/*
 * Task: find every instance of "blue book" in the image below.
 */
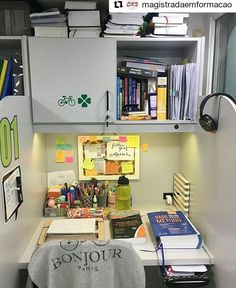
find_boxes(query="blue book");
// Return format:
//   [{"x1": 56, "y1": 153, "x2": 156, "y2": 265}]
[
  {"x1": 1, "y1": 58, "x2": 13, "y2": 100},
  {"x1": 147, "y1": 210, "x2": 202, "y2": 249}
]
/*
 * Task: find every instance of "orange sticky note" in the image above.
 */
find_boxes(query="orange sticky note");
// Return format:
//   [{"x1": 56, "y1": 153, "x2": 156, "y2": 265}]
[
  {"x1": 141, "y1": 143, "x2": 148, "y2": 152},
  {"x1": 89, "y1": 136, "x2": 97, "y2": 142},
  {"x1": 56, "y1": 151, "x2": 65, "y2": 163},
  {"x1": 79, "y1": 136, "x2": 88, "y2": 143},
  {"x1": 105, "y1": 161, "x2": 119, "y2": 175}
]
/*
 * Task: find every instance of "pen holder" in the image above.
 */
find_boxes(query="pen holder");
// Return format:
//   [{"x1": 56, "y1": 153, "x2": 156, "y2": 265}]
[
  {"x1": 81, "y1": 195, "x2": 93, "y2": 208},
  {"x1": 97, "y1": 194, "x2": 107, "y2": 208}
]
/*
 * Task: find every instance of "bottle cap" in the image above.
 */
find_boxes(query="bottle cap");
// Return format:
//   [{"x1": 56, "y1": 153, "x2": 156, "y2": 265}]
[{"x1": 118, "y1": 175, "x2": 129, "y2": 185}]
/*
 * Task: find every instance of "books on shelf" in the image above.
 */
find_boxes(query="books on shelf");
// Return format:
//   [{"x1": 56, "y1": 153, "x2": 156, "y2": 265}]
[
  {"x1": 69, "y1": 27, "x2": 101, "y2": 38},
  {"x1": 110, "y1": 214, "x2": 147, "y2": 244},
  {"x1": 65, "y1": 1, "x2": 97, "y2": 10},
  {"x1": 147, "y1": 210, "x2": 202, "y2": 249},
  {"x1": 34, "y1": 26, "x2": 68, "y2": 37},
  {"x1": 118, "y1": 66, "x2": 158, "y2": 78},
  {"x1": 157, "y1": 73, "x2": 168, "y2": 120},
  {"x1": 0, "y1": 59, "x2": 8, "y2": 97},
  {"x1": 67, "y1": 10, "x2": 100, "y2": 27}
]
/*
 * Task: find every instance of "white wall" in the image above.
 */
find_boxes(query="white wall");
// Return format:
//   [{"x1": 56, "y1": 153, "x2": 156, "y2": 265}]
[
  {"x1": 45, "y1": 133, "x2": 181, "y2": 206},
  {"x1": 180, "y1": 97, "x2": 236, "y2": 288},
  {"x1": 0, "y1": 96, "x2": 47, "y2": 288}
]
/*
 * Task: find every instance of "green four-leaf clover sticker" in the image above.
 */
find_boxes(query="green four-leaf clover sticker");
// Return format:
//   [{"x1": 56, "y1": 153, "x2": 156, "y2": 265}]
[{"x1": 78, "y1": 94, "x2": 91, "y2": 108}]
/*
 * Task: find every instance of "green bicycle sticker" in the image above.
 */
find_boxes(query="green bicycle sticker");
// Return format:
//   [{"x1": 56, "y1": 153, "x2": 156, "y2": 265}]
[{"x1": 58, "y1": 96, "x2": 76, "y2": 106}]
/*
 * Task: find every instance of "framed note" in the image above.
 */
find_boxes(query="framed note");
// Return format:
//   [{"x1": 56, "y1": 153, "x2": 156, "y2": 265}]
[
  {"x1": 78, "y1": 135, "x2": 140, "y2": 180},
  {"x1": 2, "y1": 165, "x2": 23, "y2": 223}
]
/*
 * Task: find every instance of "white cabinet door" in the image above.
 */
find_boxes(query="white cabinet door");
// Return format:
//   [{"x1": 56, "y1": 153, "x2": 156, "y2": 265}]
[{"x1": 28, "y1": 37, "x2": 116, "y2": 123}]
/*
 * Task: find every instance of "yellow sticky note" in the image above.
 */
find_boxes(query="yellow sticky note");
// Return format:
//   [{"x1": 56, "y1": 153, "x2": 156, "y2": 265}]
[
  {"x1": 82, "y1": 158, "x2": 94, "y2": 170},
  {"x1": 85, "y1": 168, "x2": 97, "y2": 177},
  {"x1": 56, "y1": 151, "x2": 65, "y2": 163},
  {"x1": 56, "y1": 137, "x2": 65, "y2": 145},
  {"x1": 121, "y1": 161, "x2": 134, "y2": 174},
  {"x1": 89, "y1": 136, "x2": 97, "y2": 142},
  {"x1": 126, "y1": 136, "x2": 139, "y2": 148},
  {"x1": 141, "y1": 143, "x2": 148, "y2": 152}
]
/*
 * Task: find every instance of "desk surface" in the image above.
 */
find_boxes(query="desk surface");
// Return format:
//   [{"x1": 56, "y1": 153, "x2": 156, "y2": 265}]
[{"x1": 19, "y1": 209, "x2": 214, "y2": 269}]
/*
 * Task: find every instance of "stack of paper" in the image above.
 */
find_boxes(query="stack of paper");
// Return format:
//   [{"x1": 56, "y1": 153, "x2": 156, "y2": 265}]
[
  {"x1": 30, "y1": 8, "x2": 67, "y2": 37},
  {"x1": 65, "y1": 1, "x2": 101, "y2": 38},
  {"x1": 46, "y1": 218, "x2": 97, "y2": 241},
  {"x1": 103, "y1": 13, "x2": 144, "y2": 38},
  {"x1": 152, "y1": 13, "x2": 189, "y2": 36}
]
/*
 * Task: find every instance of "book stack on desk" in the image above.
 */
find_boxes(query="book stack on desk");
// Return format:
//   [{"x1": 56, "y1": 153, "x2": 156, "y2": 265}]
[
  {"x1": 46, "y1": 218, "x2": 98, "y2": 241},
  {"x1": 110, "y1": 213, "x2": 147, "y2": 244},
  {"x1": 65, "y1": 1, "x2": 101, "y2": 38},
  {"x1": 147, "y1": 210, "x2": 202, "y2": 249}
]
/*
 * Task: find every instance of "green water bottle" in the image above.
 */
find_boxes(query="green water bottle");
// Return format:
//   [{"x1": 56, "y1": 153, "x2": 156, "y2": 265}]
[{"x1": 115, "y1": 176, "x2": 131, "y2": 210}]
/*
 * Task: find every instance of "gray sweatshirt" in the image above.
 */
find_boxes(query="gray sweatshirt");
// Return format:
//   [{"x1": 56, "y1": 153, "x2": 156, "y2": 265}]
[{"x1": 28, "y1": 239, "x2": 146, "y2": 288}]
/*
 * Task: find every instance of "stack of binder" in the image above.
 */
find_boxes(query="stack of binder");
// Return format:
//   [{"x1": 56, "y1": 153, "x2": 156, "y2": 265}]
[
  {"x1": 30, "y1": 8, "x2": 67, "y2": 37},
  {"x1": 65, "y1": 1, "x2": 101, "y2": 38}
]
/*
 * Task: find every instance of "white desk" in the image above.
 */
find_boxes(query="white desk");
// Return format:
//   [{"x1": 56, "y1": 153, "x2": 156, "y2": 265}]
[{"x1": 19, "y1": 212, "x2": 214, "y2": 269}]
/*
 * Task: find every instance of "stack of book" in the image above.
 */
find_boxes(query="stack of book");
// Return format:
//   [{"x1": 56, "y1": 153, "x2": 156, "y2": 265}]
[
  {"x1": 152, "y1": 13, "x2": 189, "y2": 36},
  {"x1": 46, "y1": 218, "x2": 98, "y2": 241},
  {"x1": 147, "y1": 210, "x2": 202, "y2": 249},
  {"x1": 110, "y1": 213, "x2": 147, "y2": 244},
  {"x1": 30, "y1": 8, "x2": 67, "y2": 37},
  {"x1": 65, "y1": 1, "x2": 101, "y2": 38},
  {"x1": 103, "y1": 13, "x2": 144, "y2": 38},
  {"x1": 116, "y1": 56, "x2": 167, "y2": 120}
]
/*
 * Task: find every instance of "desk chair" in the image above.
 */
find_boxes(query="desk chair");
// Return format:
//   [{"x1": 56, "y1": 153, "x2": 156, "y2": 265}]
[{"x1": 27, "y1": 239, "x2": 146, "y2": 288}]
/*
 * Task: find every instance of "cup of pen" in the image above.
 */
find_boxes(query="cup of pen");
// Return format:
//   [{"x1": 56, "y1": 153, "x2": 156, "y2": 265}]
[{"x1": 82, "y1": 195, "x2": 93, "y2": 207}]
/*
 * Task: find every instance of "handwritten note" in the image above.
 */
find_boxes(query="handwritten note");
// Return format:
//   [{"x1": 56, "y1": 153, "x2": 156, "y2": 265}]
[{"x1": 107, "y1": 141, "x2": 134, "y2": 161}]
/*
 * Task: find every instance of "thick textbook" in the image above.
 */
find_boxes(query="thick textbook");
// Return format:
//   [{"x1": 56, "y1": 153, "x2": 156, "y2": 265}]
[
  {"x1": 110, "y1": 214, "x2": 147, "y2": 244},
  {"x1": 147, "y1": 210, "x2": 202, "y2": 249}
]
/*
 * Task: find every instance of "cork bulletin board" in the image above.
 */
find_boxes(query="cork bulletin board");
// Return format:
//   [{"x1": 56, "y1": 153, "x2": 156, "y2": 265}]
[{"x1": 78, "y1": 135, "x2": 140, "y2": 180}]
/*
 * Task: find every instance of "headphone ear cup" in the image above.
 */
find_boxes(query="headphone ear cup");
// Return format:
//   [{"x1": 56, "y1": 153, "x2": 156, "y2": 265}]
[{"x1": 199, "y1": 114, "x2": 217, "y2": 132}]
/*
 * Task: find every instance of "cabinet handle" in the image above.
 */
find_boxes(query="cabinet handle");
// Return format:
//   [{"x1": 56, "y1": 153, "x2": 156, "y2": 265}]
[{"x1": 106, "y1": 90, "x2": 109, "y2": 111}]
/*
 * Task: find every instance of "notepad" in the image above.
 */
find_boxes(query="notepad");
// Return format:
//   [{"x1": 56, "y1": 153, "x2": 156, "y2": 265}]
[{"x1": 47, "y1": 218, "x2": 96, "y2": 235}]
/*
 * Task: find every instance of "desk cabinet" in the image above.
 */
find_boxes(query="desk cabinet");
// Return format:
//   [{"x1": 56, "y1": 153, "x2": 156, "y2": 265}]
[
  {"x1": 28, "y1": 37, "x2": 116, "y2": 124},
  {"x1": 28, "y1": 37, "x2": 204, "y2": 133}
]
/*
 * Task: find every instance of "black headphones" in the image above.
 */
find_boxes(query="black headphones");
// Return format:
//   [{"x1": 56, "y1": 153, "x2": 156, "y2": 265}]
[{"x1": 199, "y1": 92, "x2": 236, "y2": 132}]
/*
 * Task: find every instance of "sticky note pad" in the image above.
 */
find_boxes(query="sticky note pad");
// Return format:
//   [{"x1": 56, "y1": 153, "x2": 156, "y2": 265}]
[
  {"x1": 56, "y1": 151, "x2": 65, "y2": 163},
  {"x1": 141, "y1": 143, "x2": 148, "y2": 152},
  {"x1": 126, "y1": 136, "x2": 139, "y2": 148}
]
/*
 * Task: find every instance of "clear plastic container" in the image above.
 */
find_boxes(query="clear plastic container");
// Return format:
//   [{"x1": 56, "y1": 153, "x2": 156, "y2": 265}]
[{"x1": 115, "y1": 176, "x2": 131, "y2": 210}]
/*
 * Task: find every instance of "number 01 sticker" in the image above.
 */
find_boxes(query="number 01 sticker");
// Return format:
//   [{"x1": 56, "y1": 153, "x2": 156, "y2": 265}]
[{"x1": 0, "y1": 115, "x2": 19, "y2": 168}]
